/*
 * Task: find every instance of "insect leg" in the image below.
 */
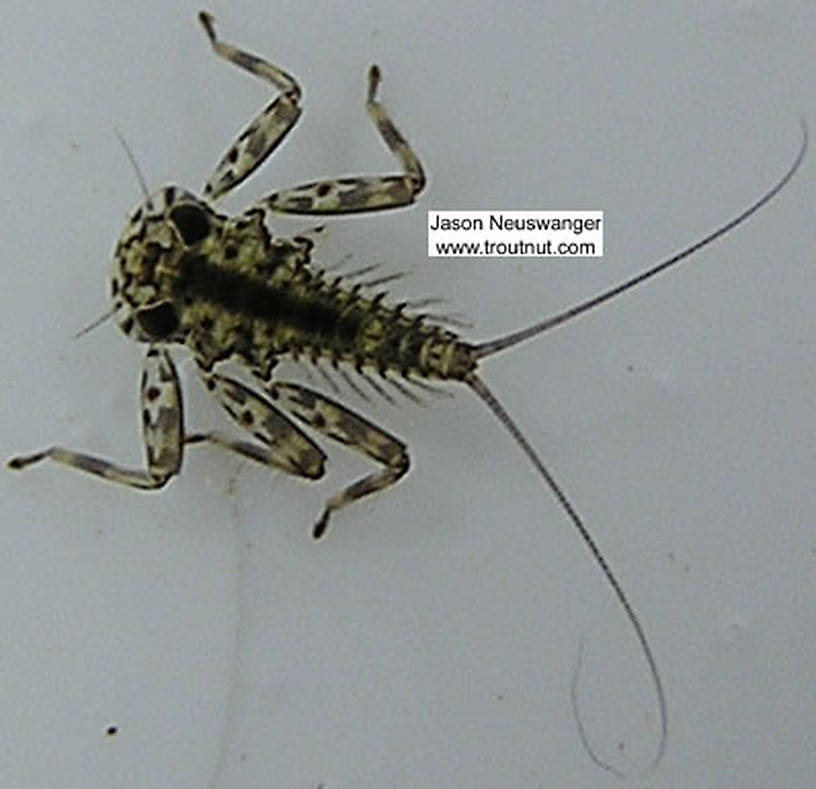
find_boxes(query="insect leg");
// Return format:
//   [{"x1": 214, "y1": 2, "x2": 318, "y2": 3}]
[
  {"x1": 252, "y1": 65, "x2": 426, "y2": 216},
  {"x1": 7, "y1": 347, "x2": 183, "y2": 489},
  {"x1": 268, "y1": 382, "x2": 410, "y2": 539},
  {"x1": 198, "y1": 11, "x2": 303, "y2": 201},
  {"x1": 197, "y1": 372, "x2": 327, "y2": 480}
]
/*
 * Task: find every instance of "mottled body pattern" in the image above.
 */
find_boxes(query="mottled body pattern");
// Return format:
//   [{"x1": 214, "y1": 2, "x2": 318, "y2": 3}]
[
  {"x1": 13, "y1": 11, "x2": 440, "y2": 539},
  {"x1": 8, "y1": 11, "x2": 806, "y2": 778},
  {"x1": 114, "y1": 188, "x2": 473, "y2": 383}
]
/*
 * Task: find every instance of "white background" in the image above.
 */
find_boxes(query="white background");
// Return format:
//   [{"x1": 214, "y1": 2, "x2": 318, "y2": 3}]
[{"x1": 2, "y1": 1, "x2": 814, "y2": 787}]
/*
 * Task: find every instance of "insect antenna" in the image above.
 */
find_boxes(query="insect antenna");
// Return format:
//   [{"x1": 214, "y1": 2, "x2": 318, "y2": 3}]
[
  {"x1": 114, "y1": 129, "x2": 152, "y2": 205},
  {"x1": 73, "y1": 306, "x2": 117, "y2": 339},
  {"x1": 467, "y1": 371, "x2": 666, "y2": 777},
  {"x1": 474, "y1": 119, "x2": 807, "y2": 361},
  {"x1": 73, "y1": 132, "x2": 156, "y2": 342}
]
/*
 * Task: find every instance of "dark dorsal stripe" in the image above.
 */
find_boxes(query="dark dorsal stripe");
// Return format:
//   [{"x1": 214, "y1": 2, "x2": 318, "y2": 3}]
[{"x1": 176, "y1": 254, "x2": 362, "y2": 343}]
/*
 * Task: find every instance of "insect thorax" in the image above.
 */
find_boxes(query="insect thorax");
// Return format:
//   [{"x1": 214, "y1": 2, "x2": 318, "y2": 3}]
[{"x1": 111, "y1": 185, "x2": 477, "y2": 382}]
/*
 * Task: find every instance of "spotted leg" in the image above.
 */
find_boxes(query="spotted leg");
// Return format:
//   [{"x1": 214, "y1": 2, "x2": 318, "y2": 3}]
[
  {"x1": 7, "y1": 347, "x2": 183, "y2": 489},
  {"x1": 251, "y1": 64, "x2": 426, "y2": 216},
  {"x1": 269, "y1": 382, "x2": 410, "y2": 539},
  {"x1": 193, "y1": 372, "x2": 327, "y2": 481},
  {"x1": 199, "y1": 11, "x2": 303, "y2": 201}
]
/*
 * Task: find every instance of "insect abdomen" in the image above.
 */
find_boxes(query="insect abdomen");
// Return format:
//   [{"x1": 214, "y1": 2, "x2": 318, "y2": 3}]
[{"x1": 174, "y1": 248, "x2": 476, "y2": 380}]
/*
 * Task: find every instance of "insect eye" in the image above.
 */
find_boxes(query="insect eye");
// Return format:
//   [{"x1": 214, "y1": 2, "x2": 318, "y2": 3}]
[
  {"x1": 135, "y1": 301, "x2": 179, "y2": 339},
  {"x1": 169, "y1": 203, "x2": 210, "y2": 246}
]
